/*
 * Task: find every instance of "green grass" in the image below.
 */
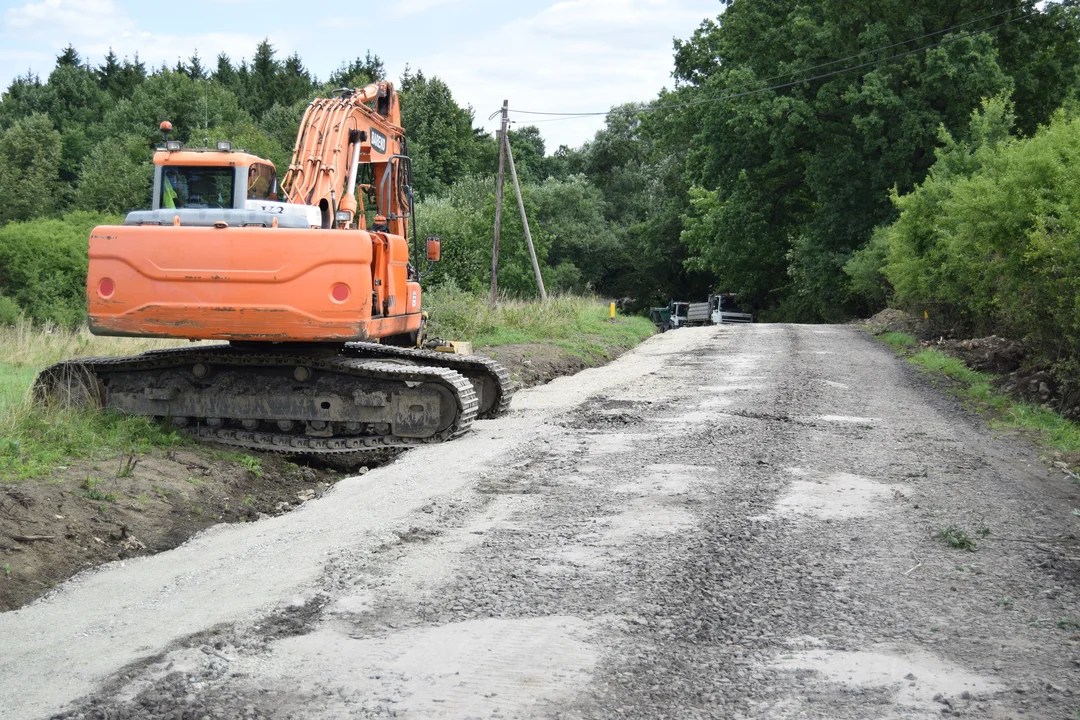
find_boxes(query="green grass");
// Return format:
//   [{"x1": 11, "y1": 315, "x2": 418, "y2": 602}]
[
  {"x1": 238, "y1": 455, "x2": 263, "y2": 478},
  {"x1": 0, "y1": 363, "x2": 37, "y2": 412},
  {"x1": 2, "y1": 293, "x2": 653, "y2": 484},
  {"x1": 0, "y1": 320, "x2": 191, "y2": 483},
  {"x1": 0, "y1": 403, "x2": 188, "y2": 483},
  {"x1": 79, "y1": 477, "x2": 117, "y2": 502},
  {"x1": 875, "y1": 333, "x2": 1080, "y2": 456},
  {"x1": 425, "y1": 286, "x2": 655, "y2": 361},
  {"x1": 879, "y1": 332, "x2": 917, "y2": 351}
]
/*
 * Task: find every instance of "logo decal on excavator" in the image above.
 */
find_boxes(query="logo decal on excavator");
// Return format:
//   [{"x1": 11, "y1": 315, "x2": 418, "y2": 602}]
[{"x1": 370, "y1": 128, "x2": 388, "y2": 154}]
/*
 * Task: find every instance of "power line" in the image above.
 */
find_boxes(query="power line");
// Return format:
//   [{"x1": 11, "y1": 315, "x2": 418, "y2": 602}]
[
  {"x1": 501, "y1": 4, "x2": 1043, "y2": 125},
  {"x1": 508, "y1": 3, "x2": 1028, "y2": 119}
]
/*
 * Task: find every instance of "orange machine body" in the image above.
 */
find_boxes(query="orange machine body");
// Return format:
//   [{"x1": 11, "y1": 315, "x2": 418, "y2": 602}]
[
  {"x1": 87, "y1": 225, "x2": 421, "y2": 342},
  {"x1": 87, "y1": 82, "x2": 425, "y2": 343}
]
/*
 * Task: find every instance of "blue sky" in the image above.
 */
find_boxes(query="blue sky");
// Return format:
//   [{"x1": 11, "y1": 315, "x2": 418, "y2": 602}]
[{"x1": 0, "y1": 0, "x2": 721, "y2": 149}]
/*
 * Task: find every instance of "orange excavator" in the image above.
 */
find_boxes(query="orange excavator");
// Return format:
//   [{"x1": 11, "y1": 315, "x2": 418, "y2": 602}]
[{"x1": 35, "y1": 82, "x2": 511, "y2": 455}]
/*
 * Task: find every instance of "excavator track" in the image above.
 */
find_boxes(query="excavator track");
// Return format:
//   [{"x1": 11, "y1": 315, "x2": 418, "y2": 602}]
[
  {"x1": 340, "y1": 342, "x2": 514, "y2": 419},
  {"x1": 34, "y1": 345, "x2": 483, "y2": 456}
]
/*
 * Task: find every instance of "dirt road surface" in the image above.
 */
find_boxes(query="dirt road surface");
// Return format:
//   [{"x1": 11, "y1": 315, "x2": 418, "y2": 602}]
[{"x1": 2, "y1": 325, "x2": 1078, "y2": 719}]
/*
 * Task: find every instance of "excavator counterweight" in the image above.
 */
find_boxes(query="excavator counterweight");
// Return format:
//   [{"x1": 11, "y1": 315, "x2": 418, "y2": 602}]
[{"x1": 34, "y1": 82, "x2": 512, "y2": 453}]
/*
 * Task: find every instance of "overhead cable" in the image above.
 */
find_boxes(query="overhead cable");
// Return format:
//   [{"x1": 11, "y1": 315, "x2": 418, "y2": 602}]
[{"x1": 501, "y1": 4, "x2": 1043, "y2": 124}]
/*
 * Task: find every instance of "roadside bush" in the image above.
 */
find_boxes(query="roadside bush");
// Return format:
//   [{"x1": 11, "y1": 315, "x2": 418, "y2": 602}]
[
  {"x1": 866, "y1": 97, "x2": 1080, "y2": 391},
  {"x1": 0, "y1": 211, "x2": 120, "y2": 327},
  {"x1": 843, "y1": 227, "x2": 891, "y2": 314},
  {"x1": 847, "y1": 96, "x2": 1018, "y2": 323}
]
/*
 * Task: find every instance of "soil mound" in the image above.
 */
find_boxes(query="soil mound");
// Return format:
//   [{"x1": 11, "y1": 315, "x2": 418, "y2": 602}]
[
  {"x1": 930, "y1": 336, "x2": 1027, "y2": 374},
  {"x1": 865, "y1": 308, "x2": 922, "y2": 335}
]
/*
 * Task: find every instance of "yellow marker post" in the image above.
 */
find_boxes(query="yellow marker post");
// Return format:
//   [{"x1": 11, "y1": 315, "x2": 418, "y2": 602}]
[{"x1": 609, "y1": 302, "x2": 616, "y2": 321}]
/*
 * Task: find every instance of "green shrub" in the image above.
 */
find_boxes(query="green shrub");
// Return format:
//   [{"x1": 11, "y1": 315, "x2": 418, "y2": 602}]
[
  {"x1": 0, "y1": 211, "x2": 120, "y2": 327},
  {"x1": 416, "y1": 174, "x2": 618, "y2": 299},
  {"x1": 843, "y1": 226, "x2": 891, "y2": 312},
  {"x1": 874, "y1": 98, "x2": 1080, "y2": 384}
]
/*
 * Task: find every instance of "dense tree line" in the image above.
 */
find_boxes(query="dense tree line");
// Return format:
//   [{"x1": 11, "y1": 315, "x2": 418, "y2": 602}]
[
  {"x1": 1, "y1": 0, "x2": 1079, "y2": 327},
  {"x1": 665, "y1": 0, "x2": 1080, "y2": 320},
  {"x1": 847, "y1": 98, "x2": 1080, "y2": 382}
]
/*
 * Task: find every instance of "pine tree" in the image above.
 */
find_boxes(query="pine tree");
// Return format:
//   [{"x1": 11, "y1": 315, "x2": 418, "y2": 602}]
[
  {"x1": 56, "y1": 45, "x2": 81, "y2": 68},
  {"x1": 187, "y1": 50, "x2": 206, "y2": 80},
  {"x1": 248, "y1": 39, "x2": 280, "y2": 116},
  {"x1": 96, "y1": 49, "x2": 122, "y2": 95}
]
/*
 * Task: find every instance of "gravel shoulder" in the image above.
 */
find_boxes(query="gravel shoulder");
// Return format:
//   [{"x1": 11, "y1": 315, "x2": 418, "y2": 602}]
[
  {"x1": 2, "y1": 324, "x2": 1078, "y2": 720},
  {"x1": 0, "y1": 339, "x2": 603, "y2": 613}
]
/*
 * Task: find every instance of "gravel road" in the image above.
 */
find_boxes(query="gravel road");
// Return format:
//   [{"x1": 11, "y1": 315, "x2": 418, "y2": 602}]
[{"x1": 2, "y1": 324, "x2": 1078, "y2": 719}]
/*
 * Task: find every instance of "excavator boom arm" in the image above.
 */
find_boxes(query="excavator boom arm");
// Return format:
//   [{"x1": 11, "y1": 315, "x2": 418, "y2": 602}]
[{"x1": 282, "y1": 81, "x2": 411, "y2": 239}]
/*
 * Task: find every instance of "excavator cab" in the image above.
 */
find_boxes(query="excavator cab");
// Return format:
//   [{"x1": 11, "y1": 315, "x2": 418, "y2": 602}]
[{"x1": 138, "y1": 143, "x2": 320, "y2": 228}]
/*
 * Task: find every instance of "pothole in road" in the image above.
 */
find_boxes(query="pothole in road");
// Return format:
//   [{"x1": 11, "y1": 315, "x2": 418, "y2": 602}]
[
  {"x1": 562, "y1": 408, "x2": 645, "y2": 428},
  {"x1": 598, "y1": 497, "x2": 698, "y2": 543},
  {"x1": 698, "y1": 381, "x2": 768, "y2": 393},
  {"x1": 248, "y1": 616, "x2": 598, "y2": 717},
  {"x1": 698, "y1": 395, "x2": 735, "y2": 409},
  {"x1": 764, "y1": 644, "x2": 1000, "y2": 718},
  {"x1": 655, "y1": 410, "x2": 717, "y2": 424},
  {"x1": 817, "y1": 414, "x2": 879, "y2": 424},
  {"x1": 612, "y1": 464, "x2": 717, "y2": 496},
  {"x1": 768, "y1": 472, "x2": 905, "y2": 522},
  {"x1": 255, "y1": 592, "x2": 331, "y2": 641},
  {"x1": 584, "y1": 431, "x2": 644, "y2": 456}
]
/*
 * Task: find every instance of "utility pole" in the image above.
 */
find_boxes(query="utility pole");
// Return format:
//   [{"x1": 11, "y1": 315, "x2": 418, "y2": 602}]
[
  {"x1": 490, "y1": 100, "x2": 508, "y2": 308},
  {"x1": 503, "y1": 131, "x2": 547, "y2": 300}
]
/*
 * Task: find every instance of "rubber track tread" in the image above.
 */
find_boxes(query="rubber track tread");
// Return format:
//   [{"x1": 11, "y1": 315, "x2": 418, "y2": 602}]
[{"x1": 34, "y1": 346, "x2": 478, "y2": 456}]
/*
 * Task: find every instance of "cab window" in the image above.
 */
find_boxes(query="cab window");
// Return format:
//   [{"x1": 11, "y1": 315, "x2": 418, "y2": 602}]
[
  {"x1": 247, "y1": 163, "x2": 278, "y2": 201},
  {"x1": 161, "y1": 167, "x2": 235, "y2": 209}
]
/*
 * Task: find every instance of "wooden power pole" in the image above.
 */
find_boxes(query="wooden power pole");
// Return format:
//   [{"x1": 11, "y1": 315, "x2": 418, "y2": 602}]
[
  {"x1": 503, "y1": 130, "x2": 548, "y2": 300},
  {"x1": 490, "y1": 100, "x2": 508, "y2": 308}
]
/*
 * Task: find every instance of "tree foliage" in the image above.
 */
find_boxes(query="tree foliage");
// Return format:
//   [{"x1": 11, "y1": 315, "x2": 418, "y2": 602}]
[
  {"x1": 669, "y1": 0, "x2": 1080, "y2": 319},
  {"x1": 862, "y1": 99, "x2": 1080, "y2": 378},
  {"x1": 399, "y1": 69, "x2": 490, "y2": 198},
  {"x1": 0, "y1": 113, "x2": 62, "y2": 223},
  {"x1": 0, "y1": 2, "x2": 1078, "y2": 329}
]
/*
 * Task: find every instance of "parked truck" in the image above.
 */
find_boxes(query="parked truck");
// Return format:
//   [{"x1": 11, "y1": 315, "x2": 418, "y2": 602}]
[
  {"x1": 709, "y1": 293, "x2": 754, "y2": 324},
  {"x1": 649, "y1": 293, "x2": 754, "y2": 332}
]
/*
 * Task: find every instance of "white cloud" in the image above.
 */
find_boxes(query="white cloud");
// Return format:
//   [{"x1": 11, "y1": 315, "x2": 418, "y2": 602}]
[
  {"x1": 0, "y1": 0, "x2": 719, "y2": 150},
  {"x1": 7, "y1": 0, "x2": 137, "y2": 40},
  {"x1": 389, "y1": 0, "x2": 467, "y2": 17},
  {"x1": 3, "y1": 0, "x2": 262, "y2": 70},
  {"x1": 406, "y1": 0, "x2": 718, "y2": 148}
]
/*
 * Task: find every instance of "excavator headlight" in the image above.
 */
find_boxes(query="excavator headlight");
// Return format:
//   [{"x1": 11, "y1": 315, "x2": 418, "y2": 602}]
[
  {"x1": 335, "y1": 210, "x2": 352, "y2": 223},
  {"x1": 216, "y1": 140, "x2": 232, "y2": 152},
  {"x1": 165, "y1": 140, "x2": 182, "y2": 151}
]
